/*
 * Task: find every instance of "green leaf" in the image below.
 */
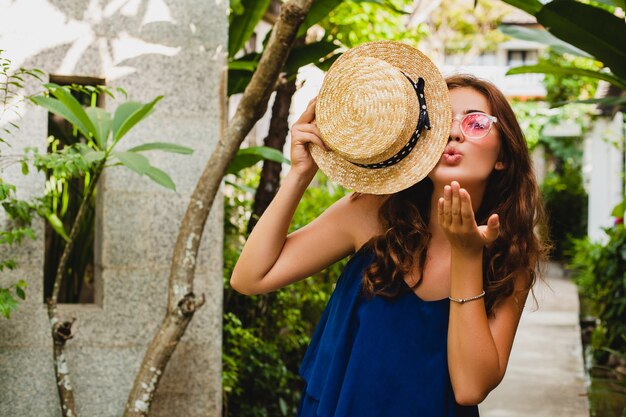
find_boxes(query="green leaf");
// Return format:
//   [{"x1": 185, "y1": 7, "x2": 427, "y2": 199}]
[
  {"x1": 0, "y1": 259, "x2": 17, "y2": 271},
  {"x1": 507, "y1": 64, "x2": 626, "y2": 91},
  {"x1": 227, "y1": 146, "x2": 290, "y2": 176},
  {"x1": 31, "y1": 96, "x2": 93, "y2": 139},
  {"x1": 145, "y1": 166, "x2": 176, "y2": 190},
  {"x1": 228, "y1": 70, "x2": 254, "y2": 96},
  {"x1": 227, "y1": 53, "x2": 262, "y2": 95},
  {"x1": 15, "y1": 287, "x2": 25, "y2": 300},
  {"x1": 46, "y1": 213, "x2": 70, "y2": 242},
  {"x1": 45, "y1": 83, "x2": 97, "y2": 138},
  {"x1": 353, "y1": 0, "x2": 408, "y2": 14},
  {"x1": 127, "y1": 142, "x2": 194, "y2": 154},
  {"x1": 21, "y1": 161, "x2": 29, "y2": 175},
  {"x1": 499, "y1": 0, "x2": 543, "y2": 16},
  {"x1": 498, "y1": 25, "x2": 592, "y2": 58},
  {"x1": 228, "y1": 0, "x2": 271, "y2": 57},
  {"x1": 224, "y1": 178, "x2": 257, "y2": 194},
  {"x1": 586, "y1": 0, "x2": 625, "y2": 8},
  {"x1": 228, "y1": 59, "x2": 259, "y2": 72},
  {"x1": 550, "y1": 96, "x2": 626, "y2": 108},
  {"x1": 112, "y1": 102, "x2": 143, "y2": 139},
  {"x1": 111, "y1": 96, "x2": 163, "y2": 145},
  {"x1": 84, "y1": 150, "x2": 106, "y2": 164},
  {"x1": 536, "y1": 1, "x2": 626, "y2": 80},
  {"x1": 284, "y1": 41, "x2": 341, "y2": 77},
  {"x1": 230, "y1": 0, "x2": 244, "y2": 16},
  {"x1": 298, "y1": 0, "x2": 343, "y2": 38},
  {"x1": 612, "y1": 200, "x2": 625, "y2": 218},
  {"x1": 112, "y1": 151, "x2": 150, "y2": 175},
  {"x1": 0, "y1": 289, "x2": 18, "y2": 319},
  {"x1": 85, "y1": 107, "x2": 112, "y2": 149}
]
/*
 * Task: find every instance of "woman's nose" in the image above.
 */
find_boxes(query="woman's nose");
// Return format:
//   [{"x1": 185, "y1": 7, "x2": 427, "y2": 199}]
[{"x1": 449, "y1": 118, "x2": 465, "y2": 142}]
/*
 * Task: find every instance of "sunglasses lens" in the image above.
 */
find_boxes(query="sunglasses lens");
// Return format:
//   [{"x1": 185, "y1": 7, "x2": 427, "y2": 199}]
[{"x1": 461, "y1": 113, "x2": 492, "y2": 138}]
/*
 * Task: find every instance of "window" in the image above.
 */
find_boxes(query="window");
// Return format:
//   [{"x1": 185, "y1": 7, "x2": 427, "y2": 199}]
[
  {"x1": 43, "y1": 75, "x2": 105, "y2": 304},
  {"x1": 507, "y1": 50, "x2": 538, "y2": 66}
]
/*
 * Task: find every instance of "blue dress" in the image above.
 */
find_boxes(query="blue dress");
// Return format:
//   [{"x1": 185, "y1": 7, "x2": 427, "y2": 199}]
[{"x1": 298, "y1": 247, "x2": 480, "y2": 417}]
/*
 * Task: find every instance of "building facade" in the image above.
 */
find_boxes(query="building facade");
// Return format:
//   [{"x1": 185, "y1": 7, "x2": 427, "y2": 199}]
[{"x1": 0, "y1": 1, "x2": 226, "y2": 415}]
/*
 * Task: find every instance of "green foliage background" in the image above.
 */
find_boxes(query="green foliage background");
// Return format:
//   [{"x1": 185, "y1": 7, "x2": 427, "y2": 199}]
[
  {"x1": 222, "y1": 169, "x2": 350, "y2": 417},
  {"x1": 571, "y1": 224, "x2": 626, "y2": 364},
  {"x1": 320, "y1": 0, "x2": 427, "y2": 47}
]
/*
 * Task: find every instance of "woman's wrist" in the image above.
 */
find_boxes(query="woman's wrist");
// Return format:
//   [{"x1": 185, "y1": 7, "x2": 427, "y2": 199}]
[
  {"x1": 285, "y1": 168, "x2": 316, "y2": 189},
  {"x1": 450, "y1": 245, "x2": 484, "y2": 260}
]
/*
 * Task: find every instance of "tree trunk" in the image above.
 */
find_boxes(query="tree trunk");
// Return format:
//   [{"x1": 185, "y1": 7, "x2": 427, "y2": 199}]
[
  {"x1": 247, "y1": 76, "x2": 297, "y2": 233},
  {"x1": 123, "y1": 1, "x2": 314, "y2": 416},
  {"x1": 47, "y1": 163, "x2": 103, "y2": 417}
]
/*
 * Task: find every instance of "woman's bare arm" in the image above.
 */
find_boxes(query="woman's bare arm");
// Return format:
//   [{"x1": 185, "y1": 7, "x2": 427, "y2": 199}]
[
  {"x1": 230, "y1": 172, "x2": 358, "y2": 295},
  {"x1": 230, "y1": 99, "x2": 382, "y2": 295},
  {"x1": 439, "y1": 181, "x2": 531, "y2": 405}
]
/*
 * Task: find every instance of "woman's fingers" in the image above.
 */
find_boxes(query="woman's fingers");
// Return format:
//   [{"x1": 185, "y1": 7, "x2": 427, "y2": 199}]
[
  {"x1": 294, "y1": 131, "x2": 327, "y2": 151},
  {"x1": 451, "y1": 181, "x2": 461, "y2": 226},
  {"x1": 296, "y1": 122, "x2": 324, "y2": 141},
  {"x1": 460, "y1": 188, "x2": 474, "y2": 224},
  {"x1": 443, "y1": 184, "x2": 452, "y2": 225},
  {"x1": 437, "y1": 197, "x2": 445, "y2": 227},
  {"x1": 483, "y1": 213, "x2": 500, "y2": 243},
  {"x1": 439, "y1": 182, "x2": 500, "y2": 249},
  {"x1": 292, "y1": 122, "x2": 328, "y2": 150},
  {"x1": 440, "y1": 182, "x2": 479, "y2": 233}
]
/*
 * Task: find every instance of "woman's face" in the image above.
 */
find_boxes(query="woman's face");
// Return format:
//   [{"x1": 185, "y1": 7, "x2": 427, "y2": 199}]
[{"x1": 428, "y1": 87, "x2": 503, "y2": 188}]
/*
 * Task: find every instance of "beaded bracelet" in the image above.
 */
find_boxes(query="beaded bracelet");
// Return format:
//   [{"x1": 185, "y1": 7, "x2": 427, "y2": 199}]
[{"x1": 448, "y1": 290, "x2": 486, "y2": 304}]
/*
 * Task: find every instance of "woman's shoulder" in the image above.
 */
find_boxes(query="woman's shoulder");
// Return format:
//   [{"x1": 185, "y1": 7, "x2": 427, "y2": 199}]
[
  {"x1": 330, "y1": 193, "x2": 387, "y2": 219},
  {"x1": 329, "y1": 193, "x2": 387, "y2": 249}
]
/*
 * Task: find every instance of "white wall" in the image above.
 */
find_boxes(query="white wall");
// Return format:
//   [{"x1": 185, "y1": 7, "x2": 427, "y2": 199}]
[{"x1": 584, "y1": 112, "x2": 625, "y2": 242}]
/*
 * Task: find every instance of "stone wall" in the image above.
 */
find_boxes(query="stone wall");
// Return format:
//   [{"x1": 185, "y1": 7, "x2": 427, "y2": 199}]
[{"x1": 0, "y1": 1, "x2": 227, "y2": 415}]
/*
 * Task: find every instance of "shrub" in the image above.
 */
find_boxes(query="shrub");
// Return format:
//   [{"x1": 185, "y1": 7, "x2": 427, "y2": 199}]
[
  {"x1": 541, "y1": 164, "x2": 588, "y2": 261},
  {"x1": 570, "y1": 224, "x2": 626, "y2": 363},
  {"x1": 222, "y1": 171, "x2": 349, "y2": 417}
]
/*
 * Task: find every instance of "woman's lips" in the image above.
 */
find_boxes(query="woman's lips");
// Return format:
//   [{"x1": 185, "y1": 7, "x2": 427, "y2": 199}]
[{"x1": 442, "y1": 151, "x2": 462, "y2": 165}]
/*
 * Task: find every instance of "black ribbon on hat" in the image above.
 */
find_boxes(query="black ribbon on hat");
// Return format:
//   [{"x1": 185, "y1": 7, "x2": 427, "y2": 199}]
[{"x1": 352, "y1": 75, "x2": 431, "y2": 169}]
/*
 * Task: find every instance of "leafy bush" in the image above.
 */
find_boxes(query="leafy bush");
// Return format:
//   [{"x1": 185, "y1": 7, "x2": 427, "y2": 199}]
[
  {"x1": 541, "y1": 164, "x2": 588, "y2": 261},
  {"x1": 539, "y1": 49, "x2": 602, "y2": 105},
  {"x1": 570, "y1": 224, "x2": 626, "y2": 364},
  {"x1": 222, "y1": 170, "x2": 350, "y2": 417}
]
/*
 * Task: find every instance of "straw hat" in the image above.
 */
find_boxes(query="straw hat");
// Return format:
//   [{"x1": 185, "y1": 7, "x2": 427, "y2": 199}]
[{"x1": 312, "y1": 40, "x2": 451, "y2": 194}]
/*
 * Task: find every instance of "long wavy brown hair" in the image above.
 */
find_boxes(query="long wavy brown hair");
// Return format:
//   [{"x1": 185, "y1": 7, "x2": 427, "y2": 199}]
[{"x1": 360, "y1": 74, "x2": 549, "y2": 316}]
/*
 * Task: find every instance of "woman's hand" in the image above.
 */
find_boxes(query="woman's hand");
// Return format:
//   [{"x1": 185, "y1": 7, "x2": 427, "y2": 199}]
[
  {"x1": 437, "y1": 181, "x2": 500, "y2": 254},
  {"x1": 289, "y1": 98, "x2": 328, "y2": 180}
]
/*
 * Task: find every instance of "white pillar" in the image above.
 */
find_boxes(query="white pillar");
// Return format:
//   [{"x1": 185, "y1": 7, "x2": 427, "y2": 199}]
[{"x1": 584, "y1": 112, "x2": 624, "y2": 242}]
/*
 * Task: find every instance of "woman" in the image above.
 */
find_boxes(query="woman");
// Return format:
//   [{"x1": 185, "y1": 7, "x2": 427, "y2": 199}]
[{"x1": 231, "y1": 64, "x2": 547, "y2": 415}]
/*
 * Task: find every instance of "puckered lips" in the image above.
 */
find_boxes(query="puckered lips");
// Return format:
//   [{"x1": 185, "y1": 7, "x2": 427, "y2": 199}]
[{"x1": 441, "y1": 145, "x2": 462, "y2": 165}]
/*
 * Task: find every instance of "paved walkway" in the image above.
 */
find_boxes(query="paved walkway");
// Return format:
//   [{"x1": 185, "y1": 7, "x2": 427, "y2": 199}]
[{"x1": 480, "y1": 263, "x2": 589, "y2": 417}]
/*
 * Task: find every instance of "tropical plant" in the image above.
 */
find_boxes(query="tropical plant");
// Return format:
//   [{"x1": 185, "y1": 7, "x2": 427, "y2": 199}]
[
  {"x1": 227, "y1": 0, "x2": 344, "y2": 233},
  {"x1": 0, "y1": 51, "x2": 41, "y2": 318},
  {"x1": 591, "y1": 348, "x2": 626, "y2": 417},
  {"x1": 570, "y1": 223, "x2": 626, "y2": 363},
  {"x1": 429, "y1": 0, "x2": 512, "y2": 63},
  {"x1": 319, "y1": 0, "x2": 421, "y2": 48},
  {"x1": 537, "y1": 50, "x2": 603, "y2": 105},
  {"x1": 498, "y1": 0, "x2": 626, "y2": 108},
  {"x1": 542, "y1": 165, "x2": 588, "y2": 260},
  {"x1": 3, "y1": 0, "x2": 318, "y2": 415},
  {"x1": 222, "y1": 170, "x2": 349, "y2": 417},
  {"x1": 2, "y1": 75, "x2": 193, "y2": 415}
]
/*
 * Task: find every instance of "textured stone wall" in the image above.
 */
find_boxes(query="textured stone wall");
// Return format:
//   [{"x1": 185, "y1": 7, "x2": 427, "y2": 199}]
[{"x1": 0, "y1": 1, "x2": 227, "y2": 415}]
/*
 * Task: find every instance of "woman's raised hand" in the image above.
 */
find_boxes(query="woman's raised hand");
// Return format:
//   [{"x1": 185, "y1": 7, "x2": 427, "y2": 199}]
[
  {"x1": 437, "y1": 181, "x2": 500, "y2": 254},
  {"x1": 289, "y1": 98, "x2": 329, "y2": 180}
]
